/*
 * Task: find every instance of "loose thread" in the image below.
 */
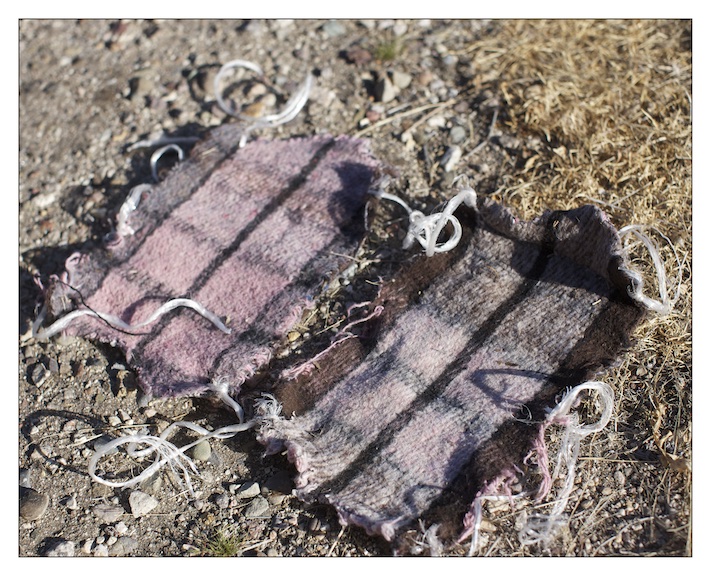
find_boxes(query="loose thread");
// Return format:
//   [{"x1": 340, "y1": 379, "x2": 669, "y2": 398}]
[
  {"x1": 619, "y1": 224, "x2": 682, "y2": 315},
  {"x1": 214, "y1": 59, "x2": 313, "y2": 147},
  {"x1": 518, "y1": 381, "x2": 615, "y2": 547},
  {"x1": 89, "y1": 379, "x2": 282, "y2": 496},
  {"x1": 461, "y1": 381, "x2": 615, "y2": 554},
  {"x1": 150, "y1": 144, "x2": 185, "y2": 182},
  {"x1": 33, "y1": 294, "x2": 232, "y2": 340}
]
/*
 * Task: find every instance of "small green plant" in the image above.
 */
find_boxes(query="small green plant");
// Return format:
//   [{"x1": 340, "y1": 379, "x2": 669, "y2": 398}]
[
  {"x1": 373, "y1": 36, "x2": 404, "y2": 62},
  {"x1": 206, "y1": 530, "x2": 243, "y2": 557}
]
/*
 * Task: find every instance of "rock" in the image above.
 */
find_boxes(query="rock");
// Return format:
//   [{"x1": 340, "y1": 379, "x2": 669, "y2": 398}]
[
  {"x1": 322, "y1": 21, "x2": 346, "y2": 37},
  {"x1": 111, "y1": 536, "x2": 139, "y2": 556},
  {"x1": 64, "y1": 495, "x2": 79, "y2": 510},
  {"x1": 20, "y1": 487, "x2": 49, "y2": 520},
  {"x1": 93, "y1": 544, "x2": 109, "y2": 557},
  {"x1": 345, "y1": 45, "x2": 372, "y2": 66},
  {"x1": 244, "y1": 495, "x2": 269, "y2": 518},
  {"x1": 29, "y1": 362, "x2": 48, "y2": 385},
  {"x1": 393, "y1": 21, "x2": 408, "y2": 37},
  {"x1": 375, "y1": 73, "x2": 397, "y2": 103},
  {"x1": 93, "y1": 503, "x2": 125, "y2": 523},
  {"x1": 128, "y1": 490, "x2": 159, "y2": 517},
  {"x1": 215, "y1": 493, "x2": 230, "y2": 509},
  {"x1": 417, "y1": 70, "x2": 434, "y2": 86},
  {"x1": 19, "y1": 468, "x2": 32, "y2": 489},
  {"x1": 45, "y1": 540, "x2": 75, "y2": 557},
  {"x1": 190, "y1": 440, "x2": 211, "y2": 462},
  {"x1": 235, "y1": 481, "x2": 261, "y2": 499},
  {"x1": 391, "y1": 70, "x2": 412, "y2": 90},
  {"x1": 115, "y1": 521, "x2": 128, "y2": 535},
  {"x1": 450, "y1": 125, "x2": 467, "y2": 144}
]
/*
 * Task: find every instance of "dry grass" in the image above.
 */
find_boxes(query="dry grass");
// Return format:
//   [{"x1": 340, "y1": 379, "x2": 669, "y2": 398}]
[{"x1": 454, "y1": 19, "x2": 691, "y2": 555}]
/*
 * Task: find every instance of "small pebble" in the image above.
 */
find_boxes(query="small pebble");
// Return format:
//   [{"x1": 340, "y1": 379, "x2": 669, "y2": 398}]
[
  {"x1": 19, "y1": 468, "x2": 32, "y2": 489},
  {"x1": 244, "y1": 496, "x2": 269, "y2": 518},
  {"x1": 30, "y1": 363, "x2": 48, "y2": 385},
  {"x1": 322, "y1": 20, "x2": 346, "y2": 37},
  {"x1": 393, "y1": 21, "x2": 408, "y2": 36},
  {"x1": 450, "y1": 125, "x2": 467, "y2": 144},
  {"x1": 64, "y1": 495, "x2": 79, "y2": 510},
  {"x1": 82, "y1": 539, "x2": 94, "y2": 554},
  {"x1": 20, "y1": 487, "x2": 50, "y2": 521},
  {"x1": 107, "y1": 415, "x2": 122, "y2": 427},
  {"x1": 427, "y1": 115, "x2": 447, "y2": 128},
  {"x1": 190, "y1": 440, "x2": 212, "y2": 462},
  {"x1": 215, "y1": 493, "x2": 230, "y2": 509},
  {"x1": 129, "y1": 490, "x2": 159, "y2": 517},
  {"x1": 112, "y1": 521, "x2": 127, "y2": 534},
  {"x1": 614, "y1": 470, "x2": 626, "y2": 485},
  {"x1": 93, "y1": 503, "x2": 124, "y2": 523},
  {"x1": 391, "y1": 70, "x2": 412, "y2": 90},
  {"x1": 375, "y1": 73, "x2": 397, "y2": 103},
  {"x1": 45, "y1": 540, "x2": 75, "y2": 557},
  {"x1": 417, "y1": 70, "x2": 434, "y2": 86},
  {"x1": 106, "y1": 536, "x2": 117, "y2": 546},
  {"x1": 193, "y1": 499, "x2": 206, "y2": 511},
  {"x1": 112, "y1": 536, "x2": 139, "y2": 556},
  {"x1": 235, "y1": 481, "x2": 261, "y2": 499},
  {"x1": 93, "y1": 544, "x2": 109, "y2": 557}
]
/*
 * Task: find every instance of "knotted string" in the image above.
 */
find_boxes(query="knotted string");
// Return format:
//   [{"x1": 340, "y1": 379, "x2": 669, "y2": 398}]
[{"x1": 371, "y1": 177, "x2": 478, "y2": 257}]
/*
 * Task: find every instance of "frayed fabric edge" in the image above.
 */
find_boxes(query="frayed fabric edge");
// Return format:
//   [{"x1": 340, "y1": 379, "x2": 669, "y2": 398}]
[{"x1": 458, "y1": 381, "x2": 617, "y2": 555}]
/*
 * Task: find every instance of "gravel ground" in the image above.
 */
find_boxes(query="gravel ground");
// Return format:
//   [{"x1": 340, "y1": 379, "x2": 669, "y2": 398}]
[{"x1": 18, "y1": 19, "x2": 691, "y2": 558}]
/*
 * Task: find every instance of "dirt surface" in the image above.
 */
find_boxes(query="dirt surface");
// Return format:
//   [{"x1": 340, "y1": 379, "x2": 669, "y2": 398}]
[{"x1": 18, "y1": 19, "x2": 691, "y2": 557}]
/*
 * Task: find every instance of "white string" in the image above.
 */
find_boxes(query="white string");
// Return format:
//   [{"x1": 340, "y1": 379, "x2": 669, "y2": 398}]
[
  {"x1": 150, "y1": 144, "x2": 185, "y2": 183},
  {"x1": 116, "y1": 183, "x2": 152, "y2": 237},
  {"x1": 466, "y1": 493, "x2": 526, "y2": 556},
  {"x1": 371, "y1": 178, "x2": 478, "y2": 257},
  {"x1": 618, "y1": 224, "x2": 681, "y2": 315},
  {"x1": 518, "y1": 381, "x2": 615, "y2": 547},
  {"x1": 32, "y1": 297, "x2": 232, "y2": 340},
  {"x1": 213, "y1": 59, "x2": 313, "y2": 143},
  {"x1": 89, "y1": 379, "x2": 282, "y2": 496}
]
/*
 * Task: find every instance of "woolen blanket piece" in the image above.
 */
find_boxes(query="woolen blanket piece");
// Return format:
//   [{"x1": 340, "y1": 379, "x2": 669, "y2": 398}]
[
  {"x1": 36, "y1": 124, "x2": 381, "y2": 398},
  {"x1": 259, "y1": 197, "x2": 645, "y2": 544}
]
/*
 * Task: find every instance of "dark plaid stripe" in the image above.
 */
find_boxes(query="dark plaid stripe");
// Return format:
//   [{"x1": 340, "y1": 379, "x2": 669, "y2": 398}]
[
  {"x1": 417, "y1": 294, "x2": 645, "y2": 539},
  {"x1": 87, "y1": 124, "x2": 247, "y2": 297},
  {"x1": 130, "y1": 138, "x2": 337, "y2": 361},
  {"x1": 316, "y1": 213, "x2": 557, "y2": 496}
]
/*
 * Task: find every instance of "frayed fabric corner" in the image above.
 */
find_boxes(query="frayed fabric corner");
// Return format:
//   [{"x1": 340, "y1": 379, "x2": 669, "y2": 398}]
[
  {"x1": 34, "y1": 123, "x2": 383, "y2": 398},
  {"x1": 259, "y1": 197, "x2": 646, "y2": 546}
]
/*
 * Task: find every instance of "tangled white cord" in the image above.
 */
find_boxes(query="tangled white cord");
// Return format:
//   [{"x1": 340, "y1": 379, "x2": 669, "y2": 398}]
[
  {"x1": 89, "y1": 378, "x2": 282, "y2": 496},
  {"x1": 518, "y1": 381, "x2": 615, "y2": 547},
  {"x1": 464, "y1": 381, "x2": 615, "y2": 555},
  {"x1": 619, "y1": 224, "x2": 682, "y2": 315},
  {"x1": 371, "y1": 178, "x2": 478, "y2": 257}
]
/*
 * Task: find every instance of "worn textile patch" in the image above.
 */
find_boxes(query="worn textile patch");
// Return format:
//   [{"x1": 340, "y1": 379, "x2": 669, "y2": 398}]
[
  {"x1": 37, "y1": 124, "x2": 381, "y2": 397},
  {"x1": 260, "y1": 198, "x2": 645, "y2": 543}
]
